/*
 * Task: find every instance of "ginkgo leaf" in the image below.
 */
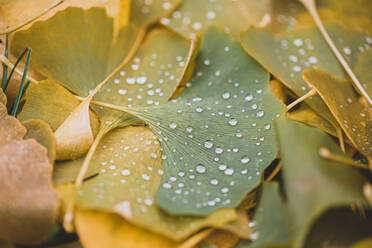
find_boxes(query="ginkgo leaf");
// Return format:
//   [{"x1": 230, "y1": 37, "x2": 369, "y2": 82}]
[
  {"x1": 75, "y1": 209, "x2": 212, "y2": 248},
  {"x1": 355, "y1": 50, "x2": 372, "y2": 98},
  {"x1": 0, "y1": 97, "x2": 58, "y2": 245},
  {"x1": 0, "y1": 0, "x2": 128, "y2": 33},
  {"x1": 276, "y1": 118, "x2": 368, "y2": 247},
  {"x1": 23, "y1": 119, "x2": 56, "y2": 163},
  {"x1": 18, "y1": 80, "x2": 100, "y2": 135},
  {"x1": 72, "y1": 126, "x2": 238, "y2": 240},
  {"x1": 121, "y1": 27, "x2": 284, "y2": 215},
  {"x1": 160, "y1": 0, "x2": 271, "y2": 38},
  {"x1": 130, "y1": 0, "x2": 181, "y2": 28},
  {"x1": 75, "y1": 210, "x2": 178, "y2": 248},
  {"x1": 92, "y1": 27, "x2": 192, "y2": 128},
  {"x1": 11, "y1": 7, "x2": 141, "y2": 158},
  {"x1": 236, "y1": 182, "x2": 292, "y2": 248},
  {"x1": 303, "y1": 69, "x2": 372, "y2": 157},
  {"x1": 240, "y1": 24, "x2": 372, "y2": 125}
]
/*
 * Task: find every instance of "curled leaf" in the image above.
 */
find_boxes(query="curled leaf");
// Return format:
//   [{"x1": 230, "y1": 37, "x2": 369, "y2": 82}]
[{"x1": 54, "y1": 97, "x2": 94, "y2": 160}]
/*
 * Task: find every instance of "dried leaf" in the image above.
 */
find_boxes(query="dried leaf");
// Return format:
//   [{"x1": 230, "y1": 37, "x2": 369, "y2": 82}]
[
  {"x1": 303, "y1": 69, "x2": 372, "y2": 157},
  {"x1": 75, "y1": 210, "x2": 178, "y2": 248},
  {"x1": 0, "y1": 96, "x2": 58, "y2": 244},
  {"x1": 23, "y1": 118, "x2": 56, "y2": 163},
  {"x1": 202, "y1": 230, "x2": 240, "y2": 248}
]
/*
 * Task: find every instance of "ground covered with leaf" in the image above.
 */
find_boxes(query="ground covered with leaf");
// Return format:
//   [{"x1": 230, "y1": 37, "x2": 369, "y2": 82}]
[{"x1": 0, "y1": 0, "x2": 372, "y2": 247}]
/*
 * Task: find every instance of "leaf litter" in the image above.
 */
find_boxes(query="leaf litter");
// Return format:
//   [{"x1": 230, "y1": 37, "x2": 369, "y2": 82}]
[{"x1": 1, "y1": 1, "x2": 372, "y2": 247}]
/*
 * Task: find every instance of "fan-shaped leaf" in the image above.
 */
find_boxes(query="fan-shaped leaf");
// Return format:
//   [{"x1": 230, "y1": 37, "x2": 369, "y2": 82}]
[
  {"x1": 73, "y1": 126, "x2": 237, "y2": 240},
  {"x1": 240, "y1": 24, "x2": 372, "y2": 125},
  {"x1": 276, "y1": 118, "x2": 368, "y2": 247},
  {"x1": 303, "y1": 69, "x2": 372, "y2": 157},
  {"x1": 122, "y1": 27, "x2": 284, "y2": 215},
  {"x1": 161, "y1": 0, "x2": 271, "y2": 38}
]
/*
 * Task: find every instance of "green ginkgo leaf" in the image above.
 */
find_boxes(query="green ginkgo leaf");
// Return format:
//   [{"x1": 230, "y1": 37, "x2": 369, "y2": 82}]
[
  {"x1": 236, "y1": 182, "x2": 292, "y2": 248},
  {"x1": 160, "y1": 0, "x2": 271, "y2": 38},
  {"x1": 131, "y1": 0, "x2": 182, "y2": 28},
  {"x1": 120, "y1": 27, "x2": 284, "y2": 215},
  {"x1": 75, "y1": 126, "x2": 238, "y2": 241},
  {"x1": 240, "y1": 24, "x2": 372, "y2": 125},
  {"x1": 276, "y1": 118, "x2": 368, "y2": 247},
  {"x1": 303, "y1": 69, "x2": 372, "y2": 157}
]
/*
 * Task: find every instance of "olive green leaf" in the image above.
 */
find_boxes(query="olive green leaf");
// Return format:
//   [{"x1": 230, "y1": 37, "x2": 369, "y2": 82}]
[
  {"x1": 276, "y1": 118, "x2": 367, "y2": 247},
  {"x1": 122, "y1": 27, "x2": 284, "y2": 215},
  {"x1": 355, "y1": 50, "x2": 372, "y2": 98},
  {"x1": 74, "y1": 126, "x2": 237, "y2": 241},
  {"x1": 161, "y1": 0, "x2": 271, "y2": 38},
  {"x1": 240, "y1": 24, "x2": 372, "y2": 124},
  {"x1": 303, "y1": 69, "x2": 372, "y2": 157},
  {"x1": 131, "y1": 0, "x2": 182, "y2": 28},
  {"x1": 236, "y1": 182, "x2": 292, "y2": 248}
]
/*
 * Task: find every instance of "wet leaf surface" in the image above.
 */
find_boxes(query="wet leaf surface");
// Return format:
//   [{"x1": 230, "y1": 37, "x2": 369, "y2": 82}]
[
  {"x1": 125, "y1": 27, "x2": 283, "y2": 215},
  {"x1": 303, "y1": 69, "x2": 372, "y2": 157}
]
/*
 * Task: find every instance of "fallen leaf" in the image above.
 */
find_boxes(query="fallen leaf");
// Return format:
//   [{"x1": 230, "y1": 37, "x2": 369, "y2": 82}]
[
  {"x1": 73, "y1": 126, "x2": 237, "y2": 240},
  {"x1": 276, "y1": 118, "x2": 368, "y2": 247},
  {"x1": 161, "y1": 0, "x2": 272, "y2": 38},
  {"x1": 123, "y1": 27, "x2": 284, "y2": 215},
  {"x1": 18, "y1": 80, "x2": 100, "y2": 136},
  {"x1": 75, "y1": 209, "x2": 178, "y2": 248},
  {"x1": 23, "y1": 118, "x2": 56, "y2": 163},
  {"x1": 236, "y1": 182, "x2": 292, "y2": 248},
  {"x1": 202, "y1": 230, "x2": 240, "y2": 248},
  {"x1": 240, "y1": 23, "x2": 372, "y2": 126},
  {"x1": 11, "y1": 7, "x2": 141, "y2": 159},
  {"x1": 0, "y1": 95, "x2": 58, "y2": 244},
  {"x1": 131, "y1": 0, "x2": 182, "y2": 28},
  {"x1": 303, "y1": 69, "x2": 372, "y2": 157}
]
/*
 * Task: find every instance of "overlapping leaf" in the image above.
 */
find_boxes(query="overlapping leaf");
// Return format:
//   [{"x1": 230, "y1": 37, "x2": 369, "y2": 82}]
[
  {"x1": 160, "y1": 0, "x2": 271, "y2": 38},
  {"x1": 303, "y1": 69, "x2": 372, "y2": 157},
  {"x1": 240, "y1": 23, "x2": 372, "y2": 125},
  {"x1": 276, "y1": 118, "x2": 368, "y2": 247},
  {"x1": 236, "y1": 182, "x2": 291, "y2": 248},
  {"x1": 0, "y1": 91, "x2": 58, "y2": 245},
  {"x1": 74, "y1": 126, "x2": 237, "y2": 240},
  {"x1": 121, "y1": 27, "x2": 284, "y2": 215}
]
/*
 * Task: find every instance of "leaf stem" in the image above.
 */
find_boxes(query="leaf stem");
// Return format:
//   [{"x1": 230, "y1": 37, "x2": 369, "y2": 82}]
[
  {"x1": 299, "y1": 0, "x2": 372, "y2": 106},
  {"x1": 265, "y1": 163, "x2": 281, "y2": 182},
  {"x1": 0, "y1": 0, "x2": 65, "y2": 35},
  {"x1": 286, "y1": 88, "x2": 316, "y2": 111},
  {"x1": 319, "y1": 147, "x2": 369, "y2": 170}
]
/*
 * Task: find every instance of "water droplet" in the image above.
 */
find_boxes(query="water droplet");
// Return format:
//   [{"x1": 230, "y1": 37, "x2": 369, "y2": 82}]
[
  {"x1": 196, "y1": 164, "x2": 206, "y2": 174},
  {"x1": 163, "y1": 183, "x2": 172, "y2": 189},
  {"x1": 229, "y1": 118, "x2": 238, "y2": 126},
  {"x1": 257, "y1": 110, "x2": 264, "y2": 117},
  {"x1": 215, "y1": 147, "x2": 223, "y2": 154},
  {"x1": 245, "y1": 95, "x2": 253, "y2": 101},
  {"x1": 264, "y1": 124, "x2": 271, "y2": 130},
  {"x1": 186, "y1": 127, "x2": 193, "y2": 133},
  {"x1": 121, "y1": 169, "x2": 131, "y2": 176},
  {"x1": 204, "y1": 140, "x2": 213, "y2": 149},
  {"x1": 219, "y1": 164, "x2": 227, "y2": 171},
  {"x1": 196, "y1": 107, "x2": 203, "y2": 112},
  {"x1": 224, "y1": 168, "x2": 234, "y2": 175},
  {"x1": 169, "y1": 123, "x2": 177, "y2": 129},
  {"x1": 222, "y1": 92, "x2": 230, "y2": 99},
  {"x1": 241, "y1": 156, "x2": 250, "y2": 164},
  {"x1": 210, "y1": 179, "x2": 219, "y2": 185}
]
